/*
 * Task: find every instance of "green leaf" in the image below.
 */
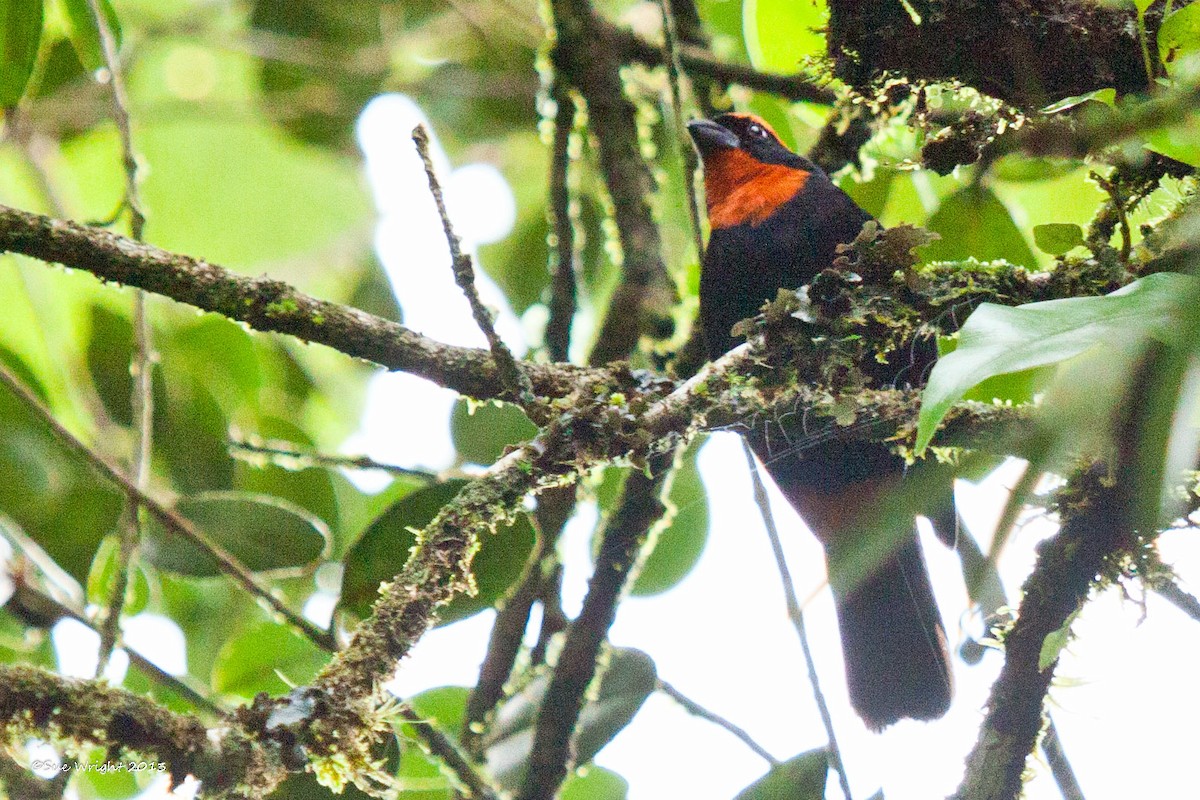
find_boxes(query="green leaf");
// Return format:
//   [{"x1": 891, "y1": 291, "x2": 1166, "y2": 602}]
[
  {"x1": 1038, "y1": 608, "x2": 1081, "y2": 671},
  {"x1": 1032, "y1": 223, "x2": 1084, "y2": 256},
  {"x1": 561, "y1": 766, "x2": 629, "y2": 800},
  {"x1": 743, "y1": 0, "x2": 826, "y2": 74},
  {"x1": 58, "y1": 0, "x2": 119, "y2": 72},
  {"x1": 85, "y1": 303, "x2": 133, "y2": 426},
  {"x1": 0, "y1": 0, "x2": 44, "y2": 106},
  {"x1": 86, "y1": 534, "x2": 149, "y2": 616},
  {"x1": 924, "y1": 185, "x2": 1036, "y2": 267},
  {"x1": 340, "y1": 481, "x2": 535, "y2": 625},
  {"x1": 1142, "y1": 118, "x2": 1200, "y2": 167},
  {"x1": 916, "y1": 273, "x2": 1197, "y2": 452},
  {"x1": 734, "y1": 748, "x2": 828, "y2": 800},
  {"x1": 451, "y1": 400, "x2": 537, "y2": 466},
  {"x1": 408, "y1": 685, "x2": 470, "y2": 731},
  {"x1": 0, "y1": 346, "x2": 122, "y2": 580},
  {"x1": 143, "y1": 491, "x2": 330, "y2": 577},
  {"x1": 631, "y1": 442, "x2": 709, "y2": 596},
  {"x1": 1133, "y1": 0, "x2": 1154, "y2": 14},
  {"x1": 211, "y1": 619, "x2": 330, "y2": 697},
  {"x1": 1159, "y1": 3, "x2": 1200, "y2": 71},
  {"x1": 1041, "y1": 88, "x2": 1115, "y2": 114},
  {"x1": 486, "y1": 648, "x2": 656, "y2": 791}
]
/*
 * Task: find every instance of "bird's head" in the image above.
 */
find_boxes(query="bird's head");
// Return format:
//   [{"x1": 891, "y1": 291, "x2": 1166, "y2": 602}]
[{"x1": 687, "y1": 113, "x2": 822, "y2": 229}]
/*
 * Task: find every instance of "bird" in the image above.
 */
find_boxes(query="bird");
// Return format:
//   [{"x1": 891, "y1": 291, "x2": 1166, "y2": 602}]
[{"x1": 687, "y1": 112, "x2": 954, "y2": 730}]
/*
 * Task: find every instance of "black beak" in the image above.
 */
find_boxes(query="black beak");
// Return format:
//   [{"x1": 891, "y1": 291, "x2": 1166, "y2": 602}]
[{"x1": 687, "y1": 119, "x2": 739, "y2": 154}]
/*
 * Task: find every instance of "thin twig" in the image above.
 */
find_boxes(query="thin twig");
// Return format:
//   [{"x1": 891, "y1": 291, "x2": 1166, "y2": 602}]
[
  {"x1": 229, "y1": 438, "x2": 447, "y2": 481},
  {"x1": 740, "y1": 440, "x2": 853, "y2": 800},
  {"x1": 85, "y1": 0, "x2": 154, "y2": 679},
  {"x1": 412, "y1": 124, "x2": 535, "y2": 408},
  {"x1": 7, "y1": 581, "x2": 223, "y2": 718},
  {"x1": 658, "y1": 679, "x2": 778, "y2": 766},
  {"x1": 1152, "y1": 578, "x2": 1200, "y2": 622},
  {"x1": 609, "y1": 27, "x2": 833, "y2": 104},
  {"x1": 399, "y1": 705, "x2": 502, "y2": 800},
  {"x1": 1042, "y1": 722, "x2": 1087, "y2": 800},
  {"x1": 544, "y1": 83, "x2": 578, "y2": 365},
  {"x1": 0, "y1": 361, "x2": 493, "y2": 794},
  {"x1": 658, "y1": 0, "x2": 706, "y2": 263},
  {"x1": 0, "y1": 361, "x2": 337, "y2": 652}
]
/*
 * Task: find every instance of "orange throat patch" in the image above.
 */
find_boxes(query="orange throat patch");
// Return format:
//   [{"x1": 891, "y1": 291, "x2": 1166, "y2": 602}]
[{"x1": 703, "y1": 149, "x2": 809, "y2": 229}]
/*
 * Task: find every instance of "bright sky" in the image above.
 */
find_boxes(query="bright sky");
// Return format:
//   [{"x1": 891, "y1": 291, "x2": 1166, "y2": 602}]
[{"x1": 35, "y1": 93, "x2": 1200, "y2": 800}]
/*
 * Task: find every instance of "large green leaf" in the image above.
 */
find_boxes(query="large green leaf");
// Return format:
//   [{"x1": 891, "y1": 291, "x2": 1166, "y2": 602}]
[
  {"x1": 916, "y1": 273, "x2": 1197, "y2": 452},
  {"x1": 485, "y1": 648, "x2": 656, "y2": 791},
  {"x1": 1159, "y1": 3, "x2": 1200, "y2": 76},
  {"x1": 58, "y1": 0, "x2": 120, "y2": 72},
  {"x1": 561, "y1": 766, "x2": 629, "y2": 800},
  {"x1": 211, "y1": 619, "x2": 330, "y2": 697},
  {"x1": 142, "y1": 491, "x2": 330, "y2": 576},
  {"x1": 743, "y1": 0, "x2": 826, "y2": 74},
  {"x1": 733, "y1": 748, "x2": 828, "y2": 800},
  {"x1": 0, "y1": 0, "x2": 44, "y2": 106},
  {"x1": 451, "y1": 399, "x2": 537, "y2": 466},
  {"x1": 340, "y1": 481, "x2": 535, "y2": 625},
  {"x1": 924, "y1": 185, "x2": 1036, "y2": 267},
  {"x1": 0, "y1": 346, "x2": 122, "y2": 580},
  {"x1": 631, "y1": 441, "x2": 709, "y2": 596}
]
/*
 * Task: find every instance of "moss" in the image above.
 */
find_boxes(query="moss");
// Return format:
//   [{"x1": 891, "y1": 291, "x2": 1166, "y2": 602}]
[{"x1": 264, "y1": 298, "x2": 301, "y2": 317}]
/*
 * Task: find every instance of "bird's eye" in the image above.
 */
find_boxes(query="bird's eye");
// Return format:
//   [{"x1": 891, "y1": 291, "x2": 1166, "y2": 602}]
[{"x1": 747, "y1": 123, "x2": 768, "y2": 139}]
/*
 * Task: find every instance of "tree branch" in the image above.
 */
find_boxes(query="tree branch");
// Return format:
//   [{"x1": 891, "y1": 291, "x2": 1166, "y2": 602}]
[
  {"x1": 826, "y1": 0, "x2": 1167, "y2": 109},
  {"x1": 519, "y1": 448, "x2": 677, "y2": 800},
  {"x1": 0, "y1": 665, "x2": 284, "y2": 797},
  {"x1": 413, "y1": 124, "x2": 535, "y2": 407},
  {"x1": 951, "y1": 464, "x2": 1132, "y2": 800},
  {"x1": 550, "y1": 0, "x2": 676, "y2": 365},
  {"x1": 0, "y1": 204, "x2": 596, "y2": 407}
]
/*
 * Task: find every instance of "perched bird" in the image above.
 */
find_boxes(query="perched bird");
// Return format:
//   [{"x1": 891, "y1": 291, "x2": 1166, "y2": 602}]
[{"x1": 687, "y1": 113, "x2": 953, "y2": 730}]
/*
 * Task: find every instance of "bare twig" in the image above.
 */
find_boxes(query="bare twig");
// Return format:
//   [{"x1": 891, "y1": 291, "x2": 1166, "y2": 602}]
[
  {"x1": 544, "y1": 83, "x2": 578, "y2": 365},
  {"x1": 519, "y1": 449, "x2": 676, "y2": 800},
  {"x1": 740, "y1": 439, "x2": 852, "y2": 800},
  {"x1": 0, "y1": 361, "x2": 337, "y2": 652},
  {"x1": 229, "y1": 438, "x2": 446, "y2": 481},
  {"x1": 1041, "y1": 723, "x2": 1087, "y2": 800},
  {"x1": 609, "y1": 27, "x2": 833, "y2": 104},
  {"x1": 658, "y1": 679, "x2": 778, "y2": 766},
  {"x1": 85, "y1": 0, "x2": 154, "y2": 679},
  {"x1": 412, "y1": 124, "x2": 535, "y2": 408},
  {"x1": 0, "y1": 203, "x2": 597, "y2": 407},
  {"x1": 399, "y1": 705, "x2": 502, "y2": 800},
  {"x1": 1152, "y1": 578, "x2": 1200, "y2": 623}
]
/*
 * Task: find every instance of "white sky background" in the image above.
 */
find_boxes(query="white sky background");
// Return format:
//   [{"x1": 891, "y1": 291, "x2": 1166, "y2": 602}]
[{"x1": 351, "y1": 95, "x2": 1200, "y2": 799}]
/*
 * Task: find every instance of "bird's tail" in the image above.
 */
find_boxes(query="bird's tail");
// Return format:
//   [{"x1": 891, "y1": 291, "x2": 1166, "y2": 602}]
[{"x1": 827, "y1": 531, "x2": 953, "y2": 730}]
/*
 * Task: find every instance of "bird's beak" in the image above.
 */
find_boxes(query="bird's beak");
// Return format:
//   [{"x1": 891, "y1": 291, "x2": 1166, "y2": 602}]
[{"x1": 687, "y1": 119, "x2": 739, "y2": 155}]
